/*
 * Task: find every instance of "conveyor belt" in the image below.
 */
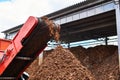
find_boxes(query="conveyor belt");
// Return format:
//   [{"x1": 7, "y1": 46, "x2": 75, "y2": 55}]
[{"x1": 0, "y1": 16, "x2": 56, "y2": 79}]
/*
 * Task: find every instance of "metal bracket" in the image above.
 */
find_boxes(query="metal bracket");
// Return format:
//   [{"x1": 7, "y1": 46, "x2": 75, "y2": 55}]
[
  {"x1": 15, "y1": 56, "x2": 32, "y2": 60},
  {"x1": 0, "y1": 77, "x2": 16, "y2": 80}
]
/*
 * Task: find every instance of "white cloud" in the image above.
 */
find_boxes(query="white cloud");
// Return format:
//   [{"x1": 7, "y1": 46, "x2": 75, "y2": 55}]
[
  {"x1": 0, "y1": 0, "x2": 84, "y2": 38},
  {"x1": 0, "y1": 0, "x2": 54, "y2": 32}
]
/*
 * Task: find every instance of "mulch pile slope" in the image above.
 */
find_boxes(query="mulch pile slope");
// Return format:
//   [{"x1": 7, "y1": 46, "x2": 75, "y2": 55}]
[
  {"x1": 26, "y1": 57, "x2": 40, "y2": 79},
  {"x1": 91, "y1": 49, "x2": 119, "y2": 80},
  {"x1": 27, "y1": 46, "x2": 95, "y2": 80},
  {"x1": 86, "y1": 45, "x2": 119, "y2": 80},
  {"x1": 27, "y1": 45, "x2": 119, "y2": 80},
  {"x1": 69, "y1": 46, "x2": 89, "y2": 67}
]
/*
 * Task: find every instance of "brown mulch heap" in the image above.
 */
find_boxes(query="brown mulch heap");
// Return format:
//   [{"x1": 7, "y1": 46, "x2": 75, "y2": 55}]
[
  {"x1": 27, "y1": 45, "x2": 120, "y2": 80},
  {"x1": 29, "y1": 46, "x2": 95, "y2": 80},
  {"x1": 43, "y1": 49, "x2": 54, "y2": 59},
  {"x1": 91, "y1": 49, "x2": 119, "y2": 80},
  {"x1": 26, "y1": 57, "x2": 40, "y2": 79},
  {"x1": 69, "y1": 46, "x2": 89, "y2": 67},
  {"x1": 69, "y1": 45, "x2": 119, "y2": 80},
  {"x1": 91, "y1": 47, "x2": 120, "y2": 80},
  {"x1": 86, "y1": 45, "x2": 117, "y2": 67},
  {"x1": 85, "y1": 45, "x2": 119, "y2": 80}
]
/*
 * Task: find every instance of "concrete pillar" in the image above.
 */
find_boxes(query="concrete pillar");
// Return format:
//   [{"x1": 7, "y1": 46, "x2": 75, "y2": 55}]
[
  {"x1": 38, "y1": 52, "x2": 43, "y2": 65},
  {"x1": 114, "y1": 0, "x2": 120, "y2": 70}
]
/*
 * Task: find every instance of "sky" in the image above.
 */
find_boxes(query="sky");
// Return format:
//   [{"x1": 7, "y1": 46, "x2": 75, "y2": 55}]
[{"x1": 0, "y1": 0, "x2": 85, "y2": 38}]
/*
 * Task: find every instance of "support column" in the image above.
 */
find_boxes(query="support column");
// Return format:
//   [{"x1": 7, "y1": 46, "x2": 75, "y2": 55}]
[
  {"x1": 114, "y1": 0, "x2": 120, "y2": 70},
  {"x1": 105, "y1": 37, "x2": 108, "y2": 45},
  {"x1": 68, "y1": 43, "x2": 70, "y2": 48},
  {"x1": 38, "y1": 52, "x2": 43, "y2": 65}
]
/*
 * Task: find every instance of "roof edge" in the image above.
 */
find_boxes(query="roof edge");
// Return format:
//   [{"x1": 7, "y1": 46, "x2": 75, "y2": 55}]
[{"x1": 46, "y1": 0, "x2": 112, "y2": 19}]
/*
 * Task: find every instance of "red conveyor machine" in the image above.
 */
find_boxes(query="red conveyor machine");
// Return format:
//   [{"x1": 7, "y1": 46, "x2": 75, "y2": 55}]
[{"x1": 0, "y1": 16, "x2": 60, "y2": 80}]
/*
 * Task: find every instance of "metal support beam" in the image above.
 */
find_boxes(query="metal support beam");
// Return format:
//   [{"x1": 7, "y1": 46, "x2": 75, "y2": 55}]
[
  {"x1": 114, "y1": 0, "x2": 120, "y2": 71},
  {"x1": 105, "y1": 37, "x2": 108, "y2": 45},
  {"x1": 0, "y1": 77, "x2": 16, "y2": 80},
  {"x1": 15, "y1": 56, "x2": 32, "y2": 60}
]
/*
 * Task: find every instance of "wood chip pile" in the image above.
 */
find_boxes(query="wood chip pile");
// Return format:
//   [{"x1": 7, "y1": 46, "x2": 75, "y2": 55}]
[{"x1": 26, "y1": 45, "x2": 119, "y2": 80}]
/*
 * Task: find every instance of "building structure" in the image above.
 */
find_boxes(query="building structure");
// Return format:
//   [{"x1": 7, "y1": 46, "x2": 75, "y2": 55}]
[{"x1": 2, "y1": 0, "x2": 117, "y2": 42}]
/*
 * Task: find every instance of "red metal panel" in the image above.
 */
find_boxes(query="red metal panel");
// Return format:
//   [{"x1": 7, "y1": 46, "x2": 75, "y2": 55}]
[
  {"x1": 0, "y1": 39, "x2": 11, "y2": 51},
  {"x1": 0, "y1": 16, "x2": 38, "y2": 75},
  {"x1": 13, "y1": 16, "x2": 38, "y2": 52}
]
